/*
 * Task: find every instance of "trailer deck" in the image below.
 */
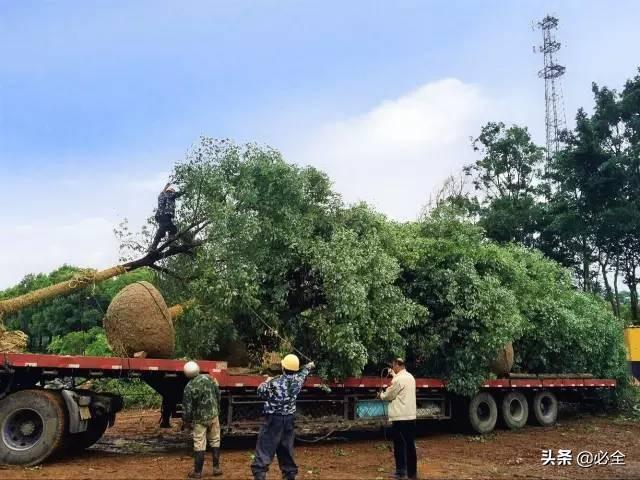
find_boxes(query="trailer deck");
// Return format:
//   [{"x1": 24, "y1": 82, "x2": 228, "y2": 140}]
[
  {"x1": 1, "y1": 352, "x2": 617, "y2": 390},
  {"x1": 0, "y1": 352, "x2": 617, "y2": 466}
]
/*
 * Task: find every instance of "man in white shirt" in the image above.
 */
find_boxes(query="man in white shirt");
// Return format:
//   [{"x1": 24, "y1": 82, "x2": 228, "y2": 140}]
[{"x1": 379, "y1": 358, "x2": 417, "y2": 480}]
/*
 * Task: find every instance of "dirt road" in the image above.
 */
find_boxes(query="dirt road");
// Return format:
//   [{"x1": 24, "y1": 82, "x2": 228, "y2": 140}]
[{"x1": 2, "y1": 410, "x2": 638, "y2": 479}]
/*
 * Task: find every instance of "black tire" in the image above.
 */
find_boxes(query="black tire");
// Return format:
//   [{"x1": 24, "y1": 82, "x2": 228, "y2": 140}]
[
  {"x1": 64, "y1": 417, "x2": 109, "y2": 452},
  {"x1": 501, "y1": 391, "x2": 528, "y2": 430},
  {"x1": 0, "y1": 390, "x2": 67, "y2": 466},
  {"x1": 468, "y1": 392, "x2": 497, "y2": 434},
  {"x1": 529, "y1": 390, "x2": 558, "y2": 427}
]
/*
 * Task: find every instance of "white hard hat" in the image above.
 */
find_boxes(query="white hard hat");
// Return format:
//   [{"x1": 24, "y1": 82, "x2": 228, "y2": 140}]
[{"x1": 183, "y1": 361, "x2": 200, "y2": 378}]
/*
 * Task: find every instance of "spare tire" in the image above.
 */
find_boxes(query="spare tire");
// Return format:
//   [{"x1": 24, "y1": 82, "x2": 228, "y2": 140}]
[
  {"x1": 501, "y1": 391, "x2": 528, "y2": 430},
  {"x1": 529, "y1": 390, "x2": 558, "y2": 427},
  {"x1": 0, "y1": 390, "x2": 67, "y2": 465},
  {"x1": 468, "y1": 392, "x2": 497, "y2": 434}
]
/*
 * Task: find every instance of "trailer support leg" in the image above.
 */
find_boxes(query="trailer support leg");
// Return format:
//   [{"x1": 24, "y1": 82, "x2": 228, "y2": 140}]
[{"x1": 160, "y1": 396, "x2": 173, "y2": 428}]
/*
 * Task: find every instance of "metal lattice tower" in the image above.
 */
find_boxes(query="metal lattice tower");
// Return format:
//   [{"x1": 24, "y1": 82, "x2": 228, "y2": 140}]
[{"x1": 536, "y1": 15, "x2": 567, "y2": 160}]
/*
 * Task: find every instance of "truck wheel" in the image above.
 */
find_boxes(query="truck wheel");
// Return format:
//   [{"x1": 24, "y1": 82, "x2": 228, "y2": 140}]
[
  {"x1": 468, "y1": 392, "x2": 497, "y2": 434},
  {"x1": 0, "y1": 390, "x2": 67, "y2": 466},
  {"x1": 529, "y1": 390, "x2": 558, "y2": 427},
  {"x1": 501, "y1": 392, "x2": 528, "y2": 430},
  {"x1": 66, "y1": 417, "x2": 109, "y2": 451}
]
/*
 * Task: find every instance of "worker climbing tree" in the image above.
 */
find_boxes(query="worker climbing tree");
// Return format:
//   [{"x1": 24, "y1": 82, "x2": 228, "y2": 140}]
[{"x1": 149, "y1": 182, "x2": 187, "y2": 251}]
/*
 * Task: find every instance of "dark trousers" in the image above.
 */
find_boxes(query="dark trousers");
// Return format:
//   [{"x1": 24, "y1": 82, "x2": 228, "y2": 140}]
[
  {"x1": 150, "y1": 215, "x2": 177, "y2": 250},
  {"x1": 251, "y1": 414, "x2": 297, "y2": 480},
  {"x1": 392, "y1": 420, "x2": 417, "y2": 478}
]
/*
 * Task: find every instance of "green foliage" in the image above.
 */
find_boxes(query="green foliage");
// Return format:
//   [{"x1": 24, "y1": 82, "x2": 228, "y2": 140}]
[
  {"x1": 393, "y1": 206, "x2": 628, "y2": 395},
  {"x1": 163, "y1": 139, "x2": 423, "y2": 378},
  {"x1": 94, "y1": 379, "x2": 162, "y2": 409},
  {"x1": 465, "y1": 122, "x2": 545, "y2": 247},
  {"x1": 616, "y1": 385, "x2": 640, "y2": 421},
  {"x1": 47, "y1": 327, "x2": 113, "y2": 356},
  {"x1": 0, "y1": 266, "x2": 155, "y2": 351}
]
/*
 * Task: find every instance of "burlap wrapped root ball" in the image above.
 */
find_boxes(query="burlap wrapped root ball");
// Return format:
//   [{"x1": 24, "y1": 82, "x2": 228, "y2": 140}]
[
  {"x1": 0, "y1": 325, "x2": 29, "y2": 353},
  {"x1": 104, "y1": 281, "x2": 175, "y2": 358},
  {"x1": 490, "y1": 341, "x2": 514, "y2": 377}
]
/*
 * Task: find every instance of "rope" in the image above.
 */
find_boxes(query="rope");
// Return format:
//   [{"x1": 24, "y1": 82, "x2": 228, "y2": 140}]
[
  {"x1": 379, "y1": 367, "x2": 392, "y2": 445},
  {"x1": 243, "y1": 301, "x2": 313, "y2": 363},
  {"x1": 67, "y1": 269, "x2": 97, "y2": 290},
  {"x1": 136, "y1": 281, "x2": 172, "y2": 328}
]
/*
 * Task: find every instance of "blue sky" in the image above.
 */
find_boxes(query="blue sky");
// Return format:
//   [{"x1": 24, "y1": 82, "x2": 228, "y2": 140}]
[{"x1": 1, "y1": 1, "x2": 639, "y2": 287}]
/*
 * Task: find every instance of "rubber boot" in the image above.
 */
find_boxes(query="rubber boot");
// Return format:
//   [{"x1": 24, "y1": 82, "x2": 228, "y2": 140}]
[
  {"x1": 212, "y1": 447, "x2": 222, "y2": 476},
  {"x1": 187, "y1": 451, "x2": 205, "y2": 479}
]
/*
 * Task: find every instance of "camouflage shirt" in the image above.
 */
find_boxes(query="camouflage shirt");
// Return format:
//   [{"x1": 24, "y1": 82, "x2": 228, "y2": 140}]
[
  {"x1": 257, "y1": 366, "x2": 311, "y2": 416},
  {"x1": 156, "y1": 190, "x2": 183, "y2": 218},
  {"x1": 182, "y1": 374, "x2": 221, "y2": 424}
]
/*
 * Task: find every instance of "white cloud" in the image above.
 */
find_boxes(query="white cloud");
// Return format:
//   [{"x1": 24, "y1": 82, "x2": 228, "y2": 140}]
[{"x1": 287, "y1": 78, "x2": 494, "y2": 220}]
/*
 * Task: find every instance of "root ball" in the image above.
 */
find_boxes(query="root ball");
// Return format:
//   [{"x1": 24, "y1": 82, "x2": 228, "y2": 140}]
[{"x1": 103, "y1": 281, "x2": 174, "y2": 358}]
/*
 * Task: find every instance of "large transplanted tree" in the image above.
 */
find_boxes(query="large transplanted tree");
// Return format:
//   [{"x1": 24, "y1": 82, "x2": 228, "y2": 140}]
[
  {"x1": 130, "y1": 138, "x2": 628, "y2": 395},
  {"x1": 150, "y1": 139, "x2": 425, "y2": 378}
]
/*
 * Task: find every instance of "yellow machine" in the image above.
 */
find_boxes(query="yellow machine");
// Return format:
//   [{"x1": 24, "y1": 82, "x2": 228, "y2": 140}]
[{"x1": 624, "y1": 326, "x2": 640, "y2": 381}]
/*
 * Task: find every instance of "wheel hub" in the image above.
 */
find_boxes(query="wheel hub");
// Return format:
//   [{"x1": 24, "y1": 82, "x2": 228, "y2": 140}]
[
  {"x1": 477, "y1": 402, "x2": 491, "y2": 421},
  {"x1": 20, "y1": 421, "x2": 36, "y2": 436},
  {"x1": 2, "y1": 408, "x2": 45, "y2": 451}
]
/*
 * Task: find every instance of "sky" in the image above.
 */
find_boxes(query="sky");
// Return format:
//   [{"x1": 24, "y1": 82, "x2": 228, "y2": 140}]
[{"x1": 1, "y1": 0, "x2": 639, "y2": 288}]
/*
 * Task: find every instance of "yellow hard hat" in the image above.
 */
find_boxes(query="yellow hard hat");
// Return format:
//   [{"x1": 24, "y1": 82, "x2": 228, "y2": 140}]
[{"x1": 281, "y1": 354, "x2": 300, "y2": 372}]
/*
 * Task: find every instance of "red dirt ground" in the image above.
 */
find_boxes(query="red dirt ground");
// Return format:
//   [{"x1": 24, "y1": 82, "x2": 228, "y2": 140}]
[{"x1": 1, "y1": 409, "x2": 638, "y2": 479}]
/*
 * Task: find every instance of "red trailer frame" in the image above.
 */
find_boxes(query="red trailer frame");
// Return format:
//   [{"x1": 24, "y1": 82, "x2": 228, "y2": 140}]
[{"x1": 0, "y1": 352, "x2": 616, "y2": 466}]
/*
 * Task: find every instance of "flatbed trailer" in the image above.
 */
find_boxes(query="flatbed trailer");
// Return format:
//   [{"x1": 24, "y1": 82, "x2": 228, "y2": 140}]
[{"x1": 0, "y1": 353, "x2": 616, "y2": 466}]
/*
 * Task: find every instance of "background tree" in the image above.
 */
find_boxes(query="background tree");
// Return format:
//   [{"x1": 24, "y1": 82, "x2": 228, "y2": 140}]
[
  {"x1": 546, "y1": 69, "x2": 640, "y2": 314},
  {"x1": 464, "y1": 122, "x2": 545, "y2": 248}
]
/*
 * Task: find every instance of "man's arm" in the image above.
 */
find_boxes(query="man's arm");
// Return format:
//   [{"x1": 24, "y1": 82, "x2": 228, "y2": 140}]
[
  {"x1": 379, "y1": 377, "x2": 402, "y2": 402},
  {"x1": 182, "y1": 384, "x2": 193, "y2": 423},
  {"x1": 300, "y1": 362, "x2": 315, "y2": 378},
  {"x1": 294, "y1": 362, "x2": 314, "y2": 387}
]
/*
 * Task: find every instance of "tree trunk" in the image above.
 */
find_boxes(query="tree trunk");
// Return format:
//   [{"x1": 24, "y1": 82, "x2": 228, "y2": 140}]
[
  {"x1": 614, "y1": 259, "x2": 621, "y2": 318},
  {"x1": 582, "y1": 238, "x2": 590, "y2": 292},
  {"x1": 0, "y1": 265, "x2": 129, "y2": 319},
  {"x1": 625, "y1": 256, "x2": 639, "y2": 321},
  {"x1": 0, "y1": 221, "x2": 205, "y2": 322},
  {"x1": 599, "y1": 258, "x2": 616, "y2": 316}
]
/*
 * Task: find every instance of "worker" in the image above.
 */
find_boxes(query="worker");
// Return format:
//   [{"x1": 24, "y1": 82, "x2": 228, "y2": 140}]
[
  {"x1": 378, "y1": 358, "x2": 418, "y2": 480},
  {"x1": 251, "y1": 354, "x2": 315, "y2": 480},
  {"x1": 149, "y1": 183, "x2": 185, "y2": 251},
  {"x1": 182, "y1": 360, "x2": 223, "y2": 478}
]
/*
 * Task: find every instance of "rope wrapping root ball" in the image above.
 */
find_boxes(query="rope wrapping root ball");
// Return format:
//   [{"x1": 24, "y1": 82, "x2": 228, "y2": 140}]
[
  {"x1": 0, "y1": 324, "x2": 29, "y2": 353},
  {"x1": 103, "y1": 281, "x2": 175, "y2": 358}
]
